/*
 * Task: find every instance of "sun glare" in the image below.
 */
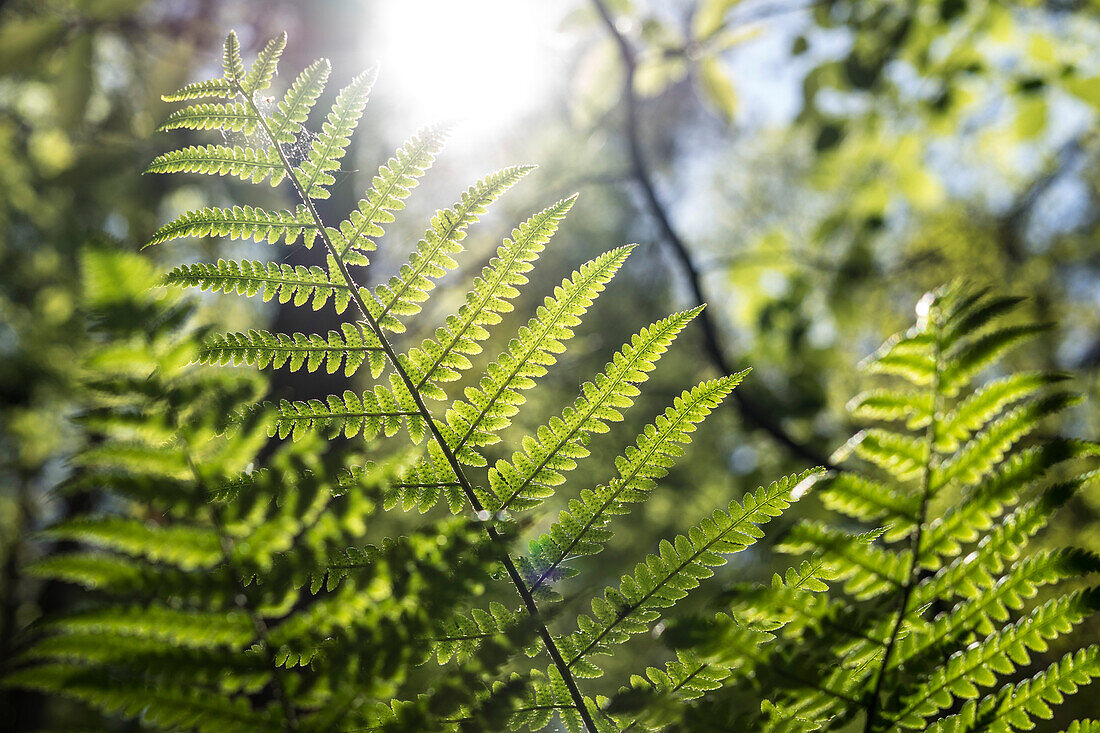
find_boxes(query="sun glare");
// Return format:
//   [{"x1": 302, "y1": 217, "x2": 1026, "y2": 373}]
[{"x1": 373, "y1": 1, "x2": 560, "y2": 137}]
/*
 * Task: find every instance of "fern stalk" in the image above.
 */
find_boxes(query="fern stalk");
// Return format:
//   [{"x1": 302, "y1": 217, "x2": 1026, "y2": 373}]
[
  {"x1": 863, "y1": 304, "x2": 942, "y2": 733},
  {"x1": 236, "y1": 81, "x2": 599, "y2": 733}
]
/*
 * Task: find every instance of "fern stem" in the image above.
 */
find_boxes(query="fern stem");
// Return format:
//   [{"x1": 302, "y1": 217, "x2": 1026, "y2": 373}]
[
  {"x1": 862, "y1": 316, "x2": 943, "y2": 733},
  {"x1": 173, "y1": 419, "x2": 300, "y2": 731},
  {"x1": 242, "y1": 86, "x2": 599, "y2": 733}
]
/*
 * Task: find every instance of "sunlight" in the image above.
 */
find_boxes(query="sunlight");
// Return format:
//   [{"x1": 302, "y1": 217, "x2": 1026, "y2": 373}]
[{"x1": 373, "y1": 1, "x2": 559, "y2": 136}]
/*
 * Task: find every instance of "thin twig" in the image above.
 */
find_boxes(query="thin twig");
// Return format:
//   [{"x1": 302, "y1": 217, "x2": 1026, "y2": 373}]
[
  {"x1": 590, "y1": 0, "x2": 832, "y2": 469},
  {"x1": 243, "y1": 86, "x2": 599, "y2": 733}
]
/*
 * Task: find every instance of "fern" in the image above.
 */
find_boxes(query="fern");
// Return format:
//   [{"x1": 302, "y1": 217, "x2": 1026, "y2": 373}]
[
  {"x1": 10, "y1": 31, "x2": 1098, "y2": 733},
  {"x1": 677, "y1": 284, "x2": 1100, "y2": 732}
]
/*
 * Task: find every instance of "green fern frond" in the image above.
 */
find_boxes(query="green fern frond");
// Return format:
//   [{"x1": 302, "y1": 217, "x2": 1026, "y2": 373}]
[
  {"x1": 163, "y1": 259, "x2": 351, "y2": 312},
  {"x1": 817, "y1": 473, "x2": 918, "y2": 533},
  {"x1": 294, "y1": 68, "x2": 377, "y2": 199},
  {"x1": 862, "y1": 330, "x2": 935, "y2": 385},
  {"x1": 144, "y1": 145, "x2": 286, "y2": 186},
  {"x1": 222, "y1": 30, "x2": 245, "y2": 83},
  {"x1": 366, "y1": 166, "x2": 534, "y2": 332},
  {"x1": 200, "y1": 324, "x2": 384, "y2": 377},
  {"x1": 428, "y1": 245, "x2": 632, "y2": 474},
  {"x1": 925, "y1": 646, "x2": 1100, "y2": 733},
  {"x1": 403, "y1": 195, "x2": 577, "y2": 397},
  {"x1": 522, "y1": 374, "x2": 747, "y2": 597},
  {"x1": 937, "y1": 372, "x2": 1070, "y2": 449},
  {"x1": 849, "y1": 388, "x2": 933, "y2": 428},
  {"x1": 9, "y1": 665, "x2": 281, "y2": 732},
  {"x1": 158, "y1": 101, "x2": 259, "y2": 133},
  {"x1": 779, "y1": 521, "x2": 906, "y2": 599},
  {"x1": 241, "y1": 32, "x2": 287, "y2": 95},
  {"x1": 162, "y1": 78, "x2": 235, "y2": 102},
  {"x1": 1063, "y1": 721, "x2": 1100, "y2": 733},
  {"x1": 432, "y1": 602, "x2": 520, "y2": 665},
  {"x1": 39, "y1": 517, "x2": 222, "y2": 571},
  {"x1": 836, "y1": 427, "x2": 928, "y2": 482},
  {"x1": 334, "y1": 126, "x2": 449, "y2": 258},
  {"x1": 27, "y1": 553, "x2": 146, "y2": 591},
  {"x1": 269, "y1": 386, "x2": 421, "y2": 441},
  {"x1": 891, "y1": 590, "x2": 1100, "y2": 728},
  {"x1": 899, "y1": 549, "x2": 1100, "y2": 665},
  {"x1": 46, "y1": 606, "x2": 254, "y2": 649},
  {"x1": 145, "y1": 205, "x2": 318, "y2": 249},
  {"x1": 484, "y1": 306, "x2": 703, "y2": 513},
  {"x1": 939, "y1": 324, "x2": 1048, "y2": 396},
  {"x1": 558, "y1": 470, "x2": 822, "y2": 677},
  {"x1": 924, "y1": 440, "x2": 1099, "y2": 557},
  {"x1": 933, "y1": 392, "x2": 1080, "y2": 490},
  {"x1": 267, "y1": 58, "x2": 332, "y2": 145},
  {"x1": 913, "y1": 481, "x2": 1083, "y2": 607}
]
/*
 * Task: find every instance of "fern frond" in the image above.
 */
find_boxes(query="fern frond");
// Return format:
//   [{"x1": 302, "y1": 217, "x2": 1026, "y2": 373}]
[
  {"x1": 817, "y1": 473, "x2": 918, "y2": 534},
  {"x1": 267, "y1": 58, "x2": 332, "y2": 145},
  {"x1": 933, "y1": 392, "x2": 1080, "y2": 490},
  {"x1": 900, "y1": 549, "x2": 1100, "y2": 665},
  {"x1": 432, "y1": 602, "x2": 520, "y2": 665},
  {"x1": 848, "y1": 389, "x2": 933, "y2": 428},
  {"x1": 163, "y1": 259, "x2": 351, "y2": 312},
  {"x1": 241, "y1": 32, "x2": 286, "y2": 95},
  {"x1": 940, "y1": 324, "x2": 1047, "y2": 396},
  {"x1": 913, "y1": 481, "x2": 1083, "y2": 608},
  {"x1": 39, "y1": 517, "x2": 222, "y2": 571},
  {"x1": 927, "y1": 646, "x2": 1100, "y2": 733},
  {"x1": 222, "y1": 30, "x2": 245, "y2": 83},
  {"x1": 483, "y1": 306, "x2": 703, "y2": 514},
  {"x1": 939, "y1": 294, "x2": 1025, "y2": 350},
  {"x1": 366, "y1": 166, "x2": 534, "y2": 332},
  {"x1": 937, "y1": 372, "x2": 1070, "y2": 449},
  {"x1": 200, "y1": 324, "x2": 383, "y2": 377},
  {"x1": 270, "y1": 386, "x2": 420, "y2": 441},
  {"x1": 837, "y1": 427, "x2": 928, "y2": 482},
  {"x1": 46, "y1": 606, "x2": 254, "y2": 649},
  {"x1": 404, "y1": 195, "x2": 577, "y2": 397},
  {"x1": 145, "y1": 205, "x2": 318, "y2": 249},
  {"x1": 294, "y1": 68, "x2": 377, "y2": 199},
  {"x1": 559, "y1": 470, "x2": 822, "y2": 677},
  {"x1": 924, "y1": 440, "x2": 1099, "y2": 557},
  {"x1": 334, "y1": 126, "x2": 449, "y2": 258},
  {"x1": 162, "y1": 78, "x2": 235, "y2": 102},
  {"x1": 159, "y1": 102, "x2": 259, "y2": 133},
  {"x1": 892, "y1": 590, "x2": 1100, "y2": 728},
  {"x1": 144, "y1": 145, "x2": 286, "y2": 186},
  {"x1": 862, "y1": 330, "x2": 935, "y2": 384},
  {"x1": 27, "y1": 553, "x2": 146, "y2": 591},
  {"x1": 400, "y1": 246, "x2": 634, "y2": 483},
  {"x1": 779, "y1": 521, "x2": 906, "y2": 599},
  {"x1": 8, "y1": 664, "x2": 280, "y2": 733},
  {"x1": 522, "y1": 374, "x2": 746, "y2": 597}
]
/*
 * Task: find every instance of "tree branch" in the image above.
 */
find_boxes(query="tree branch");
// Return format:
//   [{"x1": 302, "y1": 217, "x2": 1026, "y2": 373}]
[{"x1": 590, "y1": 0, "x2": 832, "y2": 469}]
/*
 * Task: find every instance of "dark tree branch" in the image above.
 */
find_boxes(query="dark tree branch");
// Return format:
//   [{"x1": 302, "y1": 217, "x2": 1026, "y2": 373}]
[{"x1": 590, "y1": 0, "x2": 833, "y2": 469}]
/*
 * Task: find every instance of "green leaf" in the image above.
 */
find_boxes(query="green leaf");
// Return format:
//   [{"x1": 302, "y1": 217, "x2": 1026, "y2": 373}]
[
  {"x1": 144, "y1": 206, "x2": 318, "y2": 249},
  {"x1": 295, "y1": 68, "x2": 377, "y2": 199}
]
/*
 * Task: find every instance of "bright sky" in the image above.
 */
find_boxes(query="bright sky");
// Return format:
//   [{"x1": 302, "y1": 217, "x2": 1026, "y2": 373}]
[{"x1": 370, "y1": 1, "x2": 566, "y2": 140}]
